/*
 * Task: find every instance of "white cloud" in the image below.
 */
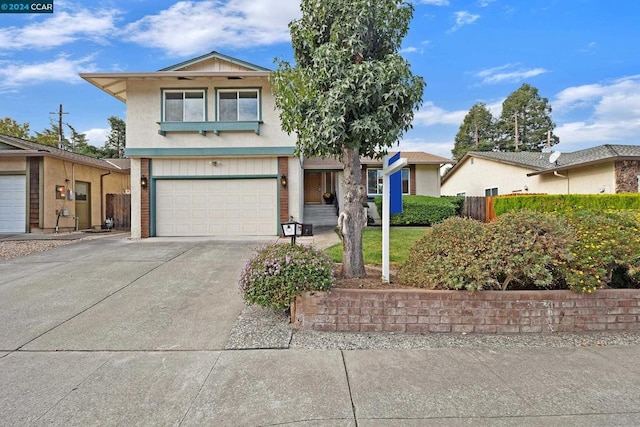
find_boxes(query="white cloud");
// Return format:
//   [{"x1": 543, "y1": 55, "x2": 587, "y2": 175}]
[
  {"x1": 474, "y1": 63, "x2": 548, "y2": 85},
  {"x1": 397, "y1": 137, "x2": 454, "y2": 159},
  {"x1": 477, "y1": 0, "x2": 495, "y2": 7},
  {"x1": 553, "y1": 75, "x2": 640, "y2": 146},
  {"x1": 400, "y1": 46, "x2": 420, "y2": 54},
  {"x1": 448, "y1": 11, "x2": 480, "y2": 33},
  {"x1": 0, "y1": 8, "x2": 119, "y2": 50},
  {"x1": 124, "y1": 0, "x2": 301, "y2": 56},
  {"x1": 0, "y1": 55, "x2": 97, "y2": 92},
  {"x1": 413, "y1": 101, "x2": 467, "y2": 126},
  {"x1": 84, "y1": 128, "x2": 110, "y2": 147}
]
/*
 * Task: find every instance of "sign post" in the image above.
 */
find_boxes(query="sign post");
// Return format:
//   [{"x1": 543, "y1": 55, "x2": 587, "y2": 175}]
[{"x1": 382, "y1": 153, "x2": 407, "y2": 283}]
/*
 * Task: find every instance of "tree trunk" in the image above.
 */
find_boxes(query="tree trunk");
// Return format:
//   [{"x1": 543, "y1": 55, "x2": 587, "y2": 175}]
[{"x1": 339, "y1": 146, "x2": 366, "y2": 278}]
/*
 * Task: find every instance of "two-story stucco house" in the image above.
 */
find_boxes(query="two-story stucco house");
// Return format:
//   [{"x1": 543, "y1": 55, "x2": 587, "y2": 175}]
[{"x1": 82, "y1": 52, "x2": 451, "y2": 238}]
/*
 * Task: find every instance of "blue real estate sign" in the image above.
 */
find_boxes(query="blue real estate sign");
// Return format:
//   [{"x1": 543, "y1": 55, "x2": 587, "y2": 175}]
[{"x1": 387, "y1": 152, "x2": 403, "y2": 214}]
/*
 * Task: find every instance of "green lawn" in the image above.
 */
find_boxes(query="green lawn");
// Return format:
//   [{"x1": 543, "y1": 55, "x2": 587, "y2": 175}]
[{"x1": 325, "y1": 227, "x2": 429, "y2": 267}]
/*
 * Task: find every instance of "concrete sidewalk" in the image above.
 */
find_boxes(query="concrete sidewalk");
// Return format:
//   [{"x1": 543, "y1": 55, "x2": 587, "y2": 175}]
[{"x1": 1, "y1": 233, "x2": 640, "y2": 426}]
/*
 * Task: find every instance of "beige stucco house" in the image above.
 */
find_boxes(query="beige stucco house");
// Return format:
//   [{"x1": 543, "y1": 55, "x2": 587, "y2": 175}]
[
  {"x1": 81, "y1": 52, "x2": 452, "y2": 238},
  {"x1": 441, "y1": 145, "x2": 640, "y2": 197},
  {"x1": 0, "y1": 134, "x2": 130, "y2": 233}
]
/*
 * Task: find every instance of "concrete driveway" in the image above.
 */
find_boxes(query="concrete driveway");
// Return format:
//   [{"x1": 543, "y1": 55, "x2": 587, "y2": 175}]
[{"x1": 2, "y1": 234, "x2": 640, "y2": 426}]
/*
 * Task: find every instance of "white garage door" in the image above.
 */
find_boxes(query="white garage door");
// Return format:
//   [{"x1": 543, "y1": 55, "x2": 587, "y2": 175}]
[
  {"x1": 0, "y1": 175, "x2": 26, "y2": 233},
  {"x1": 155, "y1": 179, "x2": 278, "y2": 236}
]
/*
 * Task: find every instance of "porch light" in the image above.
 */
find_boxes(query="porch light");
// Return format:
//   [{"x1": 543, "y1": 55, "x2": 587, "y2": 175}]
[
  {"x1": 140, "y1": 175, "x2": 148, "y2": 189},
  {"x1": 281, "y1": 221, "x2": 302, "y2": 245},
  {"x1": 280, "y1": 174, "x2": 288, "y2": 188}
]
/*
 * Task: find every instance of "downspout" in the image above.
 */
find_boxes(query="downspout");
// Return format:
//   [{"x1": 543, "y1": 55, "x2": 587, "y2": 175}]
[
  {"x1": 100, "y1": 170, "x2": 111, "y2": 227},
  {"x1": 553, "y1": 171, "x2": 569, "y2": 194}
]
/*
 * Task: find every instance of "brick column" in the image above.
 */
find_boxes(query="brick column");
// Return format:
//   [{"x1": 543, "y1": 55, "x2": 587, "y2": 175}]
[
  {"x1": 278, "y1": 157, "x2": 289, "y2": 226},
  {"x1": 140, "y1": 158, "x2": 150, "y2": 238},
  {"x1": 410, "y1": 165, "x2": 416, "y2": 195},
  {"x1": 29, "y1": 157, "x2": 41, "y2": 232}
]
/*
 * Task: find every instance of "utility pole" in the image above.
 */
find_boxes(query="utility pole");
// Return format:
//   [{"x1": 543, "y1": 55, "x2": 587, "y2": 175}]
[{"x1": 49, "y1": 104, "x2": 69, "y2": 150}]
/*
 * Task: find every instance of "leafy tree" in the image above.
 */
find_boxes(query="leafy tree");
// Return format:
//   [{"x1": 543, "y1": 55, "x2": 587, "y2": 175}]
[
  {"x1": 452, "y1": 102, "x2": 495, "y2": 160},
  {"x1": 105, "y1": 116, "x2": 126, "y2": 158},
  {"x1": 0, "y1": 117, "x2": 30, "y2": 138},
  {"x1": 495, "y1": 83, "x2": 559, "y2": 151},
  {"x1": 67, "y1": 124, "x2": 108, "y2": 158},
  {"x1": 33, "y1": 125, "x2": 66, "y2": 148},
  {"x1": 271, "y1": 0, "x2": 424, "y2": 278}
]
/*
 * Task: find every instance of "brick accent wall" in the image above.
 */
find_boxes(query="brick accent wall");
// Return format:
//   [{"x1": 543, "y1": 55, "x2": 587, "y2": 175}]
[
  {"x1": 292, "y1": 289, "x2": 640, "y2": 333},
  {"x1": 278, "y1": 157, "x2": 289, "y2": 225},
  {"x1": 615, "y1": 160, "x2": 640, "y2": 193},
  {"x1": 29, "y1": 157, "x2": 40, "y2": 231},
  {"x1": 140, "y1": 158, "x2": 150, "y2": 238},
  {"x1": 409, "y1": 164, "x2": 416, "y2": 195}
]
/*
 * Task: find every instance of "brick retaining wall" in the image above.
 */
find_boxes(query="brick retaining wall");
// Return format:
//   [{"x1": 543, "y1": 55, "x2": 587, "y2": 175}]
[{"x1": 292, "y1": 289, "x2": 640, "y2": 333}]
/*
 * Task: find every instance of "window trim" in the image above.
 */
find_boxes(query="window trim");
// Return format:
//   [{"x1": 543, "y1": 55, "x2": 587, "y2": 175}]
[
  {"x1": 485, "y1": 187, "x2": 498, "y2": 196},
  {"x1": 161, "y1": 88, "x2": 207, "y2": 122},
  {"x1": 215, "y1": 87, "x2": 262, "y2": 122},
  {"x1": 366, "y1": 168, "x2": 410, "y2": 196}
]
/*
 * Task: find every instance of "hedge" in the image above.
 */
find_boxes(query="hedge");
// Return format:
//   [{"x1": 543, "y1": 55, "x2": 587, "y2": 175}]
[
  {"x1": 493, "y1": 194, "x2": 640, "y2": 216},
  {"x1": 374, "y1": 195, "x2": 463, "y2": 226}
]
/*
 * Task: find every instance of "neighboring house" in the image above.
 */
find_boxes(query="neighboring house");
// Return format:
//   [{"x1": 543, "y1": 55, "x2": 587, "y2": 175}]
[
  {"x1": 441, "y1": 145, "x2": 640, "y2": 197},
  {"x1": 0, "y1": 134, "x2": 131, "y2": 233},
  {"x1": 81, "y1": 52, "x2": 452, "y2": 238}
]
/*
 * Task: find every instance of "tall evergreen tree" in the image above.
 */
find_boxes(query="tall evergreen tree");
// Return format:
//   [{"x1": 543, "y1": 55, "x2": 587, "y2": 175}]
[
  {"x1": 272, "y1": 0, "x2": 424, "y2": 278},
  {"x1": 105, "y1": 116, "x2": 126, "y2": 158},
  {"x1": 452, "y1": 102, "x2": 495, "y2": 160},
  {"x1": 495, "y1": 83, "x2": 559, "y2": 151}
]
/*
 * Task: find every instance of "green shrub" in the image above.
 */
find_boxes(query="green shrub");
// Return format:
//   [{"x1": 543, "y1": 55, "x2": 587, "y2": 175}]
[
  {"x1": 399, "y1": 217, "x2": 494, "y2": 291},
  {"x1": 374, "y1": 195, "x2": 461, "y2": 226},
  {"x1": 494, "y1": 194, "x2": 640, "y2": 216},
  {"x1": 486, "y1": 211, "x2": 573, "y2": 290},
  {"x1": 399, "y1": 209, "x2": 640, "y2": 293},
  {"x1": 239, "y1": 243, "x2": 335, "y2": 310},
  {"x1": 562, "y1": 210, "x2": 640, "y2": 292}
]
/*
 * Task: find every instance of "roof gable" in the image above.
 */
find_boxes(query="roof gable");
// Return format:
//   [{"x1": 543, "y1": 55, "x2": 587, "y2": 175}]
[
  {"x1": 443, "y1": 144, "x2": 640, "y2": 183},
  {"x1": 159, "y1": 51, "x2": 270, "y2": 72}
]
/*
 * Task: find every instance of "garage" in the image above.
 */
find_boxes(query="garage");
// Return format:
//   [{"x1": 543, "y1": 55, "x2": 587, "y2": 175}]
[
  {"x1": 155, "y1": 179, "x2": 278, "y2": 236},
  {"x1": 0, "y1": 175, "x2": 26, "y2": 233}
]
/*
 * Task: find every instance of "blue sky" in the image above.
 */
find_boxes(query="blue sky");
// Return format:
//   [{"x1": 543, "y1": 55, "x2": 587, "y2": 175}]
[{"x1": 1, "y1": 0, "x2": 639, "y2": 159}]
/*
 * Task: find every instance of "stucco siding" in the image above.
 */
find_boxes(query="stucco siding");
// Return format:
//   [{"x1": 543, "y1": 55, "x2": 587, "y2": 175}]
[
  {"x1": 125, "y1": 77, "x2": 296, "y2": 151},
  {"x1": 41, "y1": 158, "x2": 129, "y2": 231},
  {"x1": 0, "y1": 157, "x2": 26, "y2": 172},
  {"x1": 565, "y1": 162, "x2": 615, "y2": 194},
  {"x1": 442, "y1": 157, "x2": 536, "y2": 196},
  {"x1": 413, "y1": 164, "x2": 441, "y2": 196}
]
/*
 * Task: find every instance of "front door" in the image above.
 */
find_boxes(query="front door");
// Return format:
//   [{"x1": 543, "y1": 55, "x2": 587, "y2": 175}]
[
  {"x1": 75, "y1": 181, "x2": 90, "y2": 229},
  {"x1": 304, "y1": 173, "x2": 322, "y2": 204}
]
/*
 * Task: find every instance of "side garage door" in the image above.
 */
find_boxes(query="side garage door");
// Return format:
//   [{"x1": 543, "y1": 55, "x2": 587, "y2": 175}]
[
  {"x1": 0, "y1": 175, "x2": 27, "y2": 233},
  {"x1": 155, "y1": 179, "x2": 278, "y2": 236}
]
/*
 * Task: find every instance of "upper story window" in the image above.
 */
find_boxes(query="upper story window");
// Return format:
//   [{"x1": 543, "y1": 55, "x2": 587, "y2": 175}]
[
  {"x1": 217, "y1": 89, "x2": 260, "y2": 122},
  {"x1": 367, "y1": 168, "x2": 410, "y2": 196},
  {"x1": 163, "y1": 90, "x2": 205, "y2": 122}
]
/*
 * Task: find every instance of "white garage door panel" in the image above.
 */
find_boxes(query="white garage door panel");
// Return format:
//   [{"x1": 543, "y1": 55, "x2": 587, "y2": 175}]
[
  {"x1": 156, "y1": 179, "x2": 277, "y2": 236},
  {"x1": 0, "y1": 175, "x2": 26, "y2": 233}
]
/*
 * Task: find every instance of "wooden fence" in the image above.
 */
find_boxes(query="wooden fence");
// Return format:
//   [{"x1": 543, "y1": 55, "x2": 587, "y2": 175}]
[
  {"x1": 461, "y1": 196, "x2": 496, "y2": 223},
  {"x1": 106, "y1": 193, "x2": 131, "y2": 230}
]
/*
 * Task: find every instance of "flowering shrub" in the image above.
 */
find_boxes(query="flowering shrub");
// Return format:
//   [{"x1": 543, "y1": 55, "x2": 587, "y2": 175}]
[
  {"x1": 239, "y1": 243, "x2": 335, "y2": 310},
  {"x1": 399, "y1": 210, "x2": 640, "y2": 293},
  {"x1": 562, "y1": 210, "x2": 640, "y2": 292}
]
